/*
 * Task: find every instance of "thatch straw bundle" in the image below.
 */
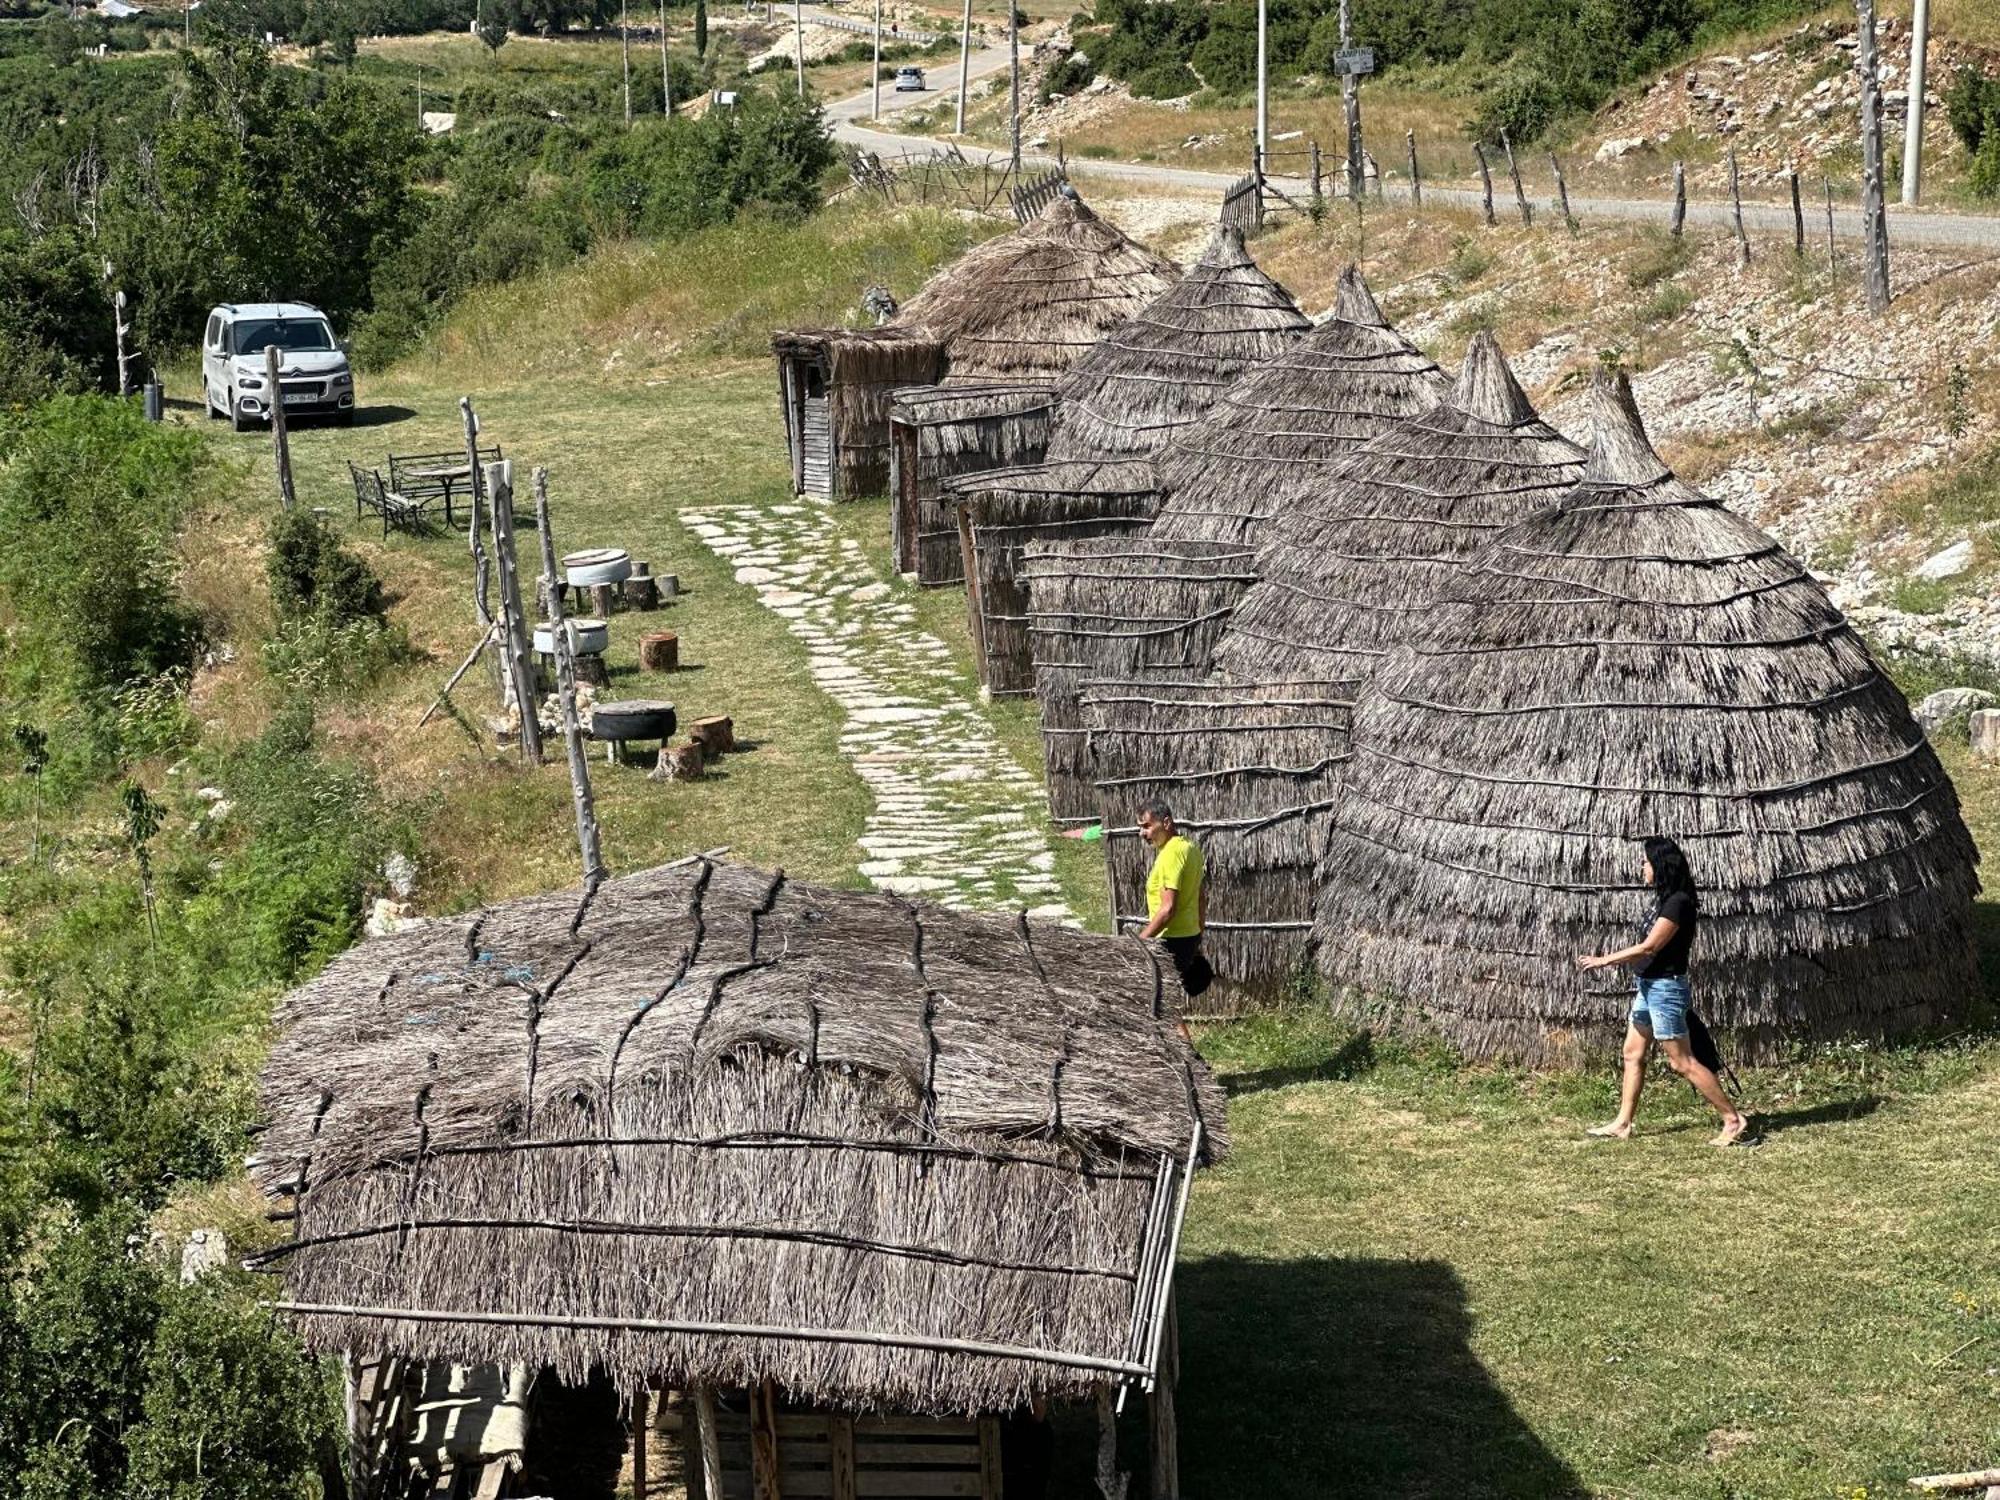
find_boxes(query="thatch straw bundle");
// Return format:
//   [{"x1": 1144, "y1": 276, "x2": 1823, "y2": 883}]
[
  {"x1": 1045, "y1": 225, "x2": 1311, "y2": 462},
  {"x1": 953, "y1": 459, "x2": 1163, "y2": 695},
  {"x1": 1149, "y1": 265, "x2": 1450, "y2": 546},
  {"x1": 1315, "y1": 371, "x2": 1982, "y2": 1064},
  {"x1": 253, "y1": 859, "x2": 1224, "y2": 1414},
  {"x1": 897, "y1": 192, "x2": 1182, "y2": 386},
  {"x1": 1213, "y1": 332, "x2": 1587, "y2": 685},
  {"x1": 888, "y1": 383, "x2": 1057, "y2": 583},
  {"x1": 772, "y1": 327, "x2": 946, "y2": 498},
  {"x1": 1083, "y1": 680, "x2": 1355, "y2": 1010},
  {"x1": 1021, "y1": 540, "x2": 1259, "y2": 823}
]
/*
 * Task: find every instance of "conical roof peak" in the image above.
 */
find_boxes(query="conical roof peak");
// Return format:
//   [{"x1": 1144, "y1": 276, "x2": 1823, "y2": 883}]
[
  {"x1": 1332, "y1": 265, "x2": 1389, "y2": 328},
  {"x1": 1449, "y1": 332, "x2": 1539, "y2": 426},
  {"x1": 1199, "y1": 223, "x2": 1253, "y2": 268},
  {"x1": 1580, "y1": 368, "x2": 1673, "y2": 488},
  {"x1": 1038, "y1": 189, "x2": 1098, "y2": 227}
]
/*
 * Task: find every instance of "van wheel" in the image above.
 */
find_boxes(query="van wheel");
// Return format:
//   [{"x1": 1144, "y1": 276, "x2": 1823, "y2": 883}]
[{"x1": 229, "y1": 395, "x2": 251, "y2": 433}]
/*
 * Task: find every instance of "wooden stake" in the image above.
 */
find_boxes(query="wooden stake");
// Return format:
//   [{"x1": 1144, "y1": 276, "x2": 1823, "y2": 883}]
[
  {"x1": 461, "y1": 397, "x2": 503, "y2": 710},
  {"x1": 751, "y1": 1378, "x2": 782, "y2": 1500},
  {"x1": 485, "y1": 461, "x2": 544, "y2": 764},
  {"x1": 1856, "y1": 0, "x2": 1893, "y2": 313},
  {"x1": 532, "y1": 468, "x2": 605, "y2": 885},
  {"x1": 1148, "y1": 1295, "x2": 1180, "y2": 1499},
  {"x1": 1728, "y1": 146, "x2": 1751, "y2": 267},
  {"x1": 631, "y1": 1385, "x2": 648, "y2": 1500},
  {"x1": 1908, "y1": 1470, "x2": 2000, "y2": 1493},
  {"x1": 1501, "y1": 131, "x2": 1532, "y2": 226},
  {"x1": 621, "y1": 0, "x2": 633, "y2": 125},
  {"x1": 1405, "y1": 129, "x2": 1420, "y2": 205},
  {"x1": 1825, "y1": 177, "x2": 1838, "y2": 270},
  {"x1": 1789, "y1": 164, "x2": 1805, "y2": 256},
  {"x1": 693, "y1": 1386, "x2": 725, "y2": 1500},
  {"x1": 659, "y1": 0, "x2": 672, "y2": 113},
  {"x1": 265, "y1": 343, "x2": 296, "y2": 511},
  {"x1": 1473, "y1": 142, "x2": 1496, "y2": 226},
  {"x1": 1670, "y1": 158, "x2": 1687, "y2": 237},
  {"x1": 1549, "y1": 150, "x2": 1574, "y2": 231}
]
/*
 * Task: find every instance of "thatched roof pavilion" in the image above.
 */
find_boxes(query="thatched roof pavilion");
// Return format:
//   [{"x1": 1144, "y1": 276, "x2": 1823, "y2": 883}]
[
  {"x1": 897, "y1": 191, "x2": 1182, "y2": 386},
  {"x1": 1149, "y1": 265, "x2": 1451, "y2": 545},
  {"x1": 1045, "y1": 224, "x2": 1311, "y2": 462},
  {"x1": 1315, "y1": 371, "x2": 1982, "y2": 1064},
  {"x1": 1212, "y1": 332, "x2": 1587, "y2": 685},
  {"x1": 253, "y1": 857, "x2": 1223, "y2": 1491},
  {"x1": 1083, "y1": 679, "x2": 1356, "y2": 1010},
  {"x1": 1021, "y1": 539, "x2": 1259, "y2": 823},
  {"x1": 772, "y1": 326, "x2": 945, "y2": 499},
  {"x1": 888, "y1": 383, "x2": 1057, "y2": 583}
]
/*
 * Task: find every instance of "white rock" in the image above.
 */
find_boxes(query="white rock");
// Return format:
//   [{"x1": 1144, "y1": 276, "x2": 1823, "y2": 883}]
[
  {"x1": 365, "y1": 897, "x2": 417, "y2": 937},
  {"x1": 1913, "y1": 538, "x2": 1974, "y2": 580},
  {"x1": 384, "y1": 851, "x2": 418, "y2": 899},
  {"x1": 1915, "y1": 687, "x2": 1995, "y2": 734},
  {"x1": 1971, "y1": 709, "x2": 2000, "y2": 760}
]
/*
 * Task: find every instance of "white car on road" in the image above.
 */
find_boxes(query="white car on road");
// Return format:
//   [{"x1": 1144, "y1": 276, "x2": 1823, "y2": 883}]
[{"x1": 201, "y1": 302, "x2": 356, "y2": 430}]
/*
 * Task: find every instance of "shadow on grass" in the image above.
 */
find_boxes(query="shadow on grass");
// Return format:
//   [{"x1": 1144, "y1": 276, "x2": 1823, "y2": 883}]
[
  {"x1": 1223, "y1": 1030, "x2": 1377, "y2": 1096},
  {"x1": 1755, "y1": 1094, "x2": 1883, "y2": 1134},
  {"x1": 348, "y1": 404, "x2": 420, "y2": 428},
  {"x1": 1177, "y1": 1255, "x2": 1587, "y2": 1499}
]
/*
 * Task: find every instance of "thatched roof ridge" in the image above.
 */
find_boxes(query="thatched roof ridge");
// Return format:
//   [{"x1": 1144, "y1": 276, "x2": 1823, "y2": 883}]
[
  {"x1": 1314, "y1": 370, "x2": 1982, "y2": 1064},
  {"x1": 1213, "y1": 332, "x2": 1586, "y2": 685},
  {"x1": 896, "y1": 193, "x2": 1182, "y2": 386},
  {"x1": 1045, "y1": 225, "x2": 1311, "y2": 461},
  {"x1": 253, "y1": 859, "x2": 1224, "y2": 1412},
  {"x1": 1149, "y1": 265, "x2": 1451, "y2": 545}
]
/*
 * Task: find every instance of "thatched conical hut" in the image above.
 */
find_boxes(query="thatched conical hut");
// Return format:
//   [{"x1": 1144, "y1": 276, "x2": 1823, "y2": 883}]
[
  {"x1": 897, "y1": 190, "x2": 1183, "y2": 386},
  {"x1": 1083, "y1": 678, "x2": 1356, "y2": 1009},
  {"x1": 1315, "y1": 370, "x2": 1982, "y2": 1065},
  {"x1": 1149, "y1": 264, "x2": 1451, "y2": 545},
  {"x1": 252, "y1": 857, "x2": 1223, "y2": 1493},
  {"x1": 1212, "y1": 331, "x2": 1587, "y2": 685},
  {"x1": 1045, "y1": 223, "x2": 1311, "y2": 462}
]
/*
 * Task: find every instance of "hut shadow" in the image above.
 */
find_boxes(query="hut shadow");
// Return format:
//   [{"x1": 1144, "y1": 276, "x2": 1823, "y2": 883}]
[
  {"x1": 1222, "y1": 1031, "x2": 1377, "y2": 1096},
  {"x1": 1754, "y1": 1095, "x2": 1882, "y2": 1135},
  {"x1": 1175, "y1": 1255, "x2": 1588, "y2": 1499}
]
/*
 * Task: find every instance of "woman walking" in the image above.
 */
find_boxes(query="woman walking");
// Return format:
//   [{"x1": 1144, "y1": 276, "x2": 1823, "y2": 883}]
[{"x1": 1576, "y1": 837, "x2": 1750, "y2": 1145}]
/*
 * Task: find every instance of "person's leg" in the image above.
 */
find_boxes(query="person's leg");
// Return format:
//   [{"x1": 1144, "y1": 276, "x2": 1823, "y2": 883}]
[
  {"x1": 1590, "y1": 1019, "x2": 1650, "y2": 1138},
  {"x1": 1658, "y1": 1038, "x2": 1748, "y2": 1142}
]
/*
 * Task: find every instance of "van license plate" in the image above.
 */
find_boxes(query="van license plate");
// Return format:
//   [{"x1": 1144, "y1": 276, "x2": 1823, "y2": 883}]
[{"x1": 282, "y1": 392, "x2": 316, "y2": 405}]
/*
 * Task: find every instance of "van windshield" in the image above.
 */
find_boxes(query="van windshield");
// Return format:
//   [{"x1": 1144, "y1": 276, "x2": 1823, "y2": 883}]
[{"x1": 231, "y1": 319, "x2": 335, "y2": 355}]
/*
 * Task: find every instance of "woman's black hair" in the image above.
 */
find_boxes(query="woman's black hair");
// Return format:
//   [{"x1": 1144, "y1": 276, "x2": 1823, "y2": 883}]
[{"x1": 1642, "y1": 836, "x2": 1697, "y2": 898}]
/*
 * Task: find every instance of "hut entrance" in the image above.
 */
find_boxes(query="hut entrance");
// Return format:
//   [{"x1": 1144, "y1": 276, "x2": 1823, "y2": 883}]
[
  {"x1": 799, "y1": 370, "x2": 832, "y2": 499},
  {"x1": 891, "y1": 419, "x2": 922, "y2": 572},
  {"x1": 691, "y1": 1398, "x2": 1011, "y2": 1500}
]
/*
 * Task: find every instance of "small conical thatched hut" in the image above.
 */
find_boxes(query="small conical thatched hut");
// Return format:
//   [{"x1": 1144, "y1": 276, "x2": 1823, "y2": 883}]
[
  {"x1": 1315, "y1": 370, "x2": 1982, "y2": 1065},
  {"x1": 897, "y1": 190, "x2": 1183, "y2": 386},
  {"x1": 888, "y1": 382, "x2": 1057, "y2": 582},
  {"x1": 1149, "y1": 264, "x2": 1451, "y2": 545},
  {"x1": 253, "y1": 857, "x2": 1224, "y2": 1493},
  {"x1": 1212, "y1": 331, "x2": 1587, "y2": 685},
  {"x1": 1045, "y1": 224, "x2": 1311, "y2": 462}
]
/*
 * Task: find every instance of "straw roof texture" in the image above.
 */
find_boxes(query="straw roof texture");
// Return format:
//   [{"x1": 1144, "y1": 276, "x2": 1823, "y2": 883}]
[
  {"x1": 951, "y1": 459, "x2": 1164, "y2": 695},
  {"x1": 1045, "y1": 225, "x2": 1311, "y2": 462},
  {"x1": 889, "y1": 383, "x2": 1057, "y2": 583},
  {"x1": 252, "y1": 859, "x2": 1225, "y2": 1414},
  {"x1": 772, "y1": 327, "x2": 946, "y2": 498},
  {"x1": 1149, "y1": 265, "x2": 1451, "y2": 546},
  {"x1": 1213, "y1": 332, "x2": 1587, "y2": 685},
  {"x1": 1021, "y1": 540, "x2": 1259, "y2": 823},
  {"x1": 1083, "y1": 679, "x2": 1355, "y2": 1010},
  {"x1": 1315, "y1": 371, "x2": 1982, "y2": 1064},
  {"x1": 896, "y1": 193, "x2": 1182, "y2": 386}
]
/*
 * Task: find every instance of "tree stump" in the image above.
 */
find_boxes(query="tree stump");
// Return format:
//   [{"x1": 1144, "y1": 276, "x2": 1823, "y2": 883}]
[
  {"x1": 585, "y1": 582, "x2": 618, "y2": 619},
  {"x1": 651, "y1": 740, "x2": 705, "y2": 782},
  {"x1": 691, "y1": 714, "x2": 735, "y2": 757},
  {"x1": 623, "y1": 575, "x2": 660, "y2": 611},
  {"x1": 575, "y1": 653, "x2": 610, "y2": 688},
  {"x1": 640, "y1": 632, "x2": 679, "y2": 672}
]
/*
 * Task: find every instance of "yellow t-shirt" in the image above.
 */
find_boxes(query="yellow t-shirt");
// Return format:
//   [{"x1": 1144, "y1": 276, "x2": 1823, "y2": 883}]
[{"x1": 1145, "y1": 835, "x2": 1204, "y2": 940}]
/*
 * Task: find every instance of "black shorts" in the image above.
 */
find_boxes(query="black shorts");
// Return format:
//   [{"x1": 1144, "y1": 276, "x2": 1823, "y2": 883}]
[{"x1": 1162, "y1": 934, "x2": 1213, "y2": 1000}]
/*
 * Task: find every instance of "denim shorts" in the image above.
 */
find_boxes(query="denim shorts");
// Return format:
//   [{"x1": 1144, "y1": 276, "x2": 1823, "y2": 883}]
[{"x1": 1631, "y1": 975, "x2": 1691, "y2": 1042}]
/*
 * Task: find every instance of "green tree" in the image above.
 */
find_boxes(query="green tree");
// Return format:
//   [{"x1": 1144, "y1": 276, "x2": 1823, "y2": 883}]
[{"x1": 694, "y1": 0, "x2": 707, "y2": 56}]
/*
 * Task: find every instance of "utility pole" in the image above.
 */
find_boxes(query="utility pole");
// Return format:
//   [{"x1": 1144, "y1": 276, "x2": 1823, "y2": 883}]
[
  {"x1": 793, "y1": 0, "x2": 804, "y2": 96},
  {"x1": 1902, "y1": 0, "x2": 1930, "y2": 205},
  {"x1": 621, "y1": 0, "x2": 633, "y2": 125},
  {"x1": 1340, "y1": 0, "x2": 1361, "y2": 201},
  {"x1": 955, "y1": 0, "x2": 971, "y2": 133},
  {"x1": 1008, "y1": 0, "x2": 1020, "y2": 172},
  {"x1": 1254, "y1": 0, "x2": 1267, "y2": 181},
  {"x1": 1856, "y1": 0, "x2": 1892, "y2": 313},
  {"x1": 660, "y1": 0, "x2": 673, "y2": 113},
  {"x1": 872, "y1": 0, "x2": 881, "y2": 121}
]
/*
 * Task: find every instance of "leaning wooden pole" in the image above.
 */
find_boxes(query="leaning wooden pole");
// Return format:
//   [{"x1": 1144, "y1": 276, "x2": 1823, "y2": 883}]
[
  {"x1": 461, "y1": 397, "x2": 503, "y2": 709},
  {"x1": 1501, "y1": 130, "x2": 1532, "y2": 227},
  {"x1": 1549, "y1": 150, "x2": 1575, "y2": 231},
  {"x1": 265, "y1": 343, "x2": 296, "y2": 511},
  {"x1": 693, "y1": 1387, "x2": 726, "y2": 1500},
  {"x1": 1788, "y1": 164, "x2": 1805, "y2": 256},
  {"x1": 1855, "y1": 0, "x2": 1892, "y2": 313},
  {"x1": 1728, "y1": 146, "x2": 1751, "y2": 267},
  {"x1": 485, "y1": 461, "x2": 544, "y2": 764},
  {"x1": 532, "y1": 468, "x2": 605, "y2": 885},
  {"x1": 1473, "y1": 142, "x2": 1496, "y2": 226},
  {"x1": 1670, "y1": 158, "x2": 1687, "y2": 238}
]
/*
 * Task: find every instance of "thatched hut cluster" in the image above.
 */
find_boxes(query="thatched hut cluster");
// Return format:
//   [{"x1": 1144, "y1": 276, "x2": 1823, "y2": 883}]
[
  {"x1": 774, "y1": 192, "x2": 1178, "y2": 505},
  {"x1": 253, "y1": 857, "x2": 1223, "y2": 1495},
  {"x1": 1315, "y1": 372, "x2": 1981, "y2": 1063}
]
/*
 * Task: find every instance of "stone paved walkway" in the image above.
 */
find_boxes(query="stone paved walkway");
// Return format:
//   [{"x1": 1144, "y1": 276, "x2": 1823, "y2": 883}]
[{"x1": 683, "y1": 501, "x2": 1070, "y2": 919}]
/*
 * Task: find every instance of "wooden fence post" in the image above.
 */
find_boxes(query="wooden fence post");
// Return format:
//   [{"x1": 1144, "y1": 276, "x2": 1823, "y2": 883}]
[
  {"x1": 1309, "y1": 138, "x2": 1322, "y2": 206},
  {"x1": 1406, "y1": 129, "x2": 1421, "y2": 205},
  {"x1": 532, "y1": 467, "x2": 605, "y2": 884},
  {"x1": 265, "y1": 343, "x2": 296, "y2": 511},
  {"x1": 1788, "y1": 165, "x2": 1805, "y2": 256},
  {"x1": 1550, "y1": 151, "x2": 1575, "y2": 231},
  {"x1": 1670, "y1": 159, "x2": 1686, "y2": 237},
  {"x1": 461, "y1": 397, "x2": 503, "y2": 710},
  {"x1": 1728, "y1": 147, "x2": 1750, "y2": 267},
  {"x1": 693, "y1": 1387, "x2": 725, "y2": 1500},
  {"x1": 1855, "y1": 0, "x2": 1892, "y2": 313},
  {"x1": 631, "y1": 1386, "x2": 648, "y2": 1500},
  {"x1": 1473, "y1": 141, "x2": 1496, "y2": 226},
  {"x1": 1824, "y1": 177, "x2": 1838, "y2": 270},
  {"x1": 485, "y1": 461, "x2": 544, "y2": 764},
  {"x1": 1501, "y1": 130, "x2": 1532, "y2": 226}
]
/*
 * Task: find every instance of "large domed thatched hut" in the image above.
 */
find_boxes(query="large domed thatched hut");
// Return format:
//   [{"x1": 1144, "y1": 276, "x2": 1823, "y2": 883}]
[
  {"x1": 1315, "y1": 370, "x2": 1982, "y2": 1064},
  {"x1": 253, "y1": 857, "x2": 1223, "y2": 1494}
]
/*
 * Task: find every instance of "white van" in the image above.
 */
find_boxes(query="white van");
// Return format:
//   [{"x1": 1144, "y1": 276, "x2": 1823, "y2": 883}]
[{"x1": 201, "y1": 302, "x2": 356, "y2": 430}]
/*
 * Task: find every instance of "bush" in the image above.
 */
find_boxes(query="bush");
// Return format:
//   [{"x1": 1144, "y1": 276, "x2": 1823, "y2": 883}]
[
  {"x1": 1973, "y1": 130, "x2": 2000, "y2": 201},
  {"x1": 266, "y1": 508, "x2": 387, "y2": 627},
  {"x1": 1944, "y1": 65, "x2": 2000, "y2": 157},
  {"x1": 1038, "y1": 51, "x2": 1094, "y2": 101},
  {"x1": 1126, "y1": 58, "x2": 1200, "y2": 99}
]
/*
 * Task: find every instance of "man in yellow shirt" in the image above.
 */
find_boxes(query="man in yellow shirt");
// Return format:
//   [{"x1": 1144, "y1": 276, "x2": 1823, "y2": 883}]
[{"x1": 1136, "y1": 799, "x2": 1211, "y2": 1000}]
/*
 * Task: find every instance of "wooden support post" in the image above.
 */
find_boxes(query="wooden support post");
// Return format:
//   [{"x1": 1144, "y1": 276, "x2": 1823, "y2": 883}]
[
  {"x1": 1501, "y1": 130, "x2": 1532, "y2": 227},
  {"x1": 1405, "y1": 128, "x2": 1420, "y2": 205},
  {"x1": 693, "y1": 1386, "x2": 725, "y2": 1500},
  {"x1": 1825, "y1": 177, "x2": 1838, "y2": 271},
  {"x1": 1670, "y1": 158, "x2": 1687, "y2": 238},
  {"x1": 1549, "y1": 151, "x2": 1574, "y2": 231},
  {"x1": 1095, "y1": 1385, "x2": 1128, "y2": 1500},
  {"x1": 1308, "y1": 138, "x2": 1322, "y2": 206},
  {"x1": 532, "y1": 468, "x2": 605, "y2": 885},
  {"x1": 659, "y1": 0, "x2": 672, "y2": 113},
  {"x1": 957, "y1": 502, "x2": 990, "y2": 688},
  {"x1": 1473, "y1": 142, "x2": 1496, "y2": 226},
  {"x1": 1338, "y1": 0, "x2": 1361, "y2": 201},
  {"x1": 1855, "y1": 0, "x2": 1892, "y2": 313},
  {"x1": 1149, "y1": 1296, "x2": 1180, "y2": 1500},
  {"x1": 977, "y1": 1416, "x2": 1002, "y2": 1500},
  {"x1": 485, "y1": 461, "x2": 544, "y2": 764},
  {"x1": 461, "y1": 397, "x2": 503, "y2": 710},
  {"x1": 1789, "y1": 164, "x2": 1805, "y2": 256},
  {"x1": 830, "y1": 1415, "x2": 857, "y2": 1500},
  {"x1": 751, "y1": 1378, "x2": 783, "y2": 1500},
  {"x1": 632, "y1": 1385, "x2": 649, "y2": 1500},
  {"x1": 1728, "y1": 146, "x2": 1750, "y2": 267},
  {"x1": 265, "y1": 343, "x2": 296, "y2": 511}
]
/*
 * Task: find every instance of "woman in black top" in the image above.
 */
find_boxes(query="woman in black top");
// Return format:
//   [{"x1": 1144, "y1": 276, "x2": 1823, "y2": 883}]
[{"x1": 1576, "y1": 837, "x2": 1749, "y2": 1145}]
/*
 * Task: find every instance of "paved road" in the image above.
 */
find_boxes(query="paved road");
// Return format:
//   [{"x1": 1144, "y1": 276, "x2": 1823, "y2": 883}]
[{"x1": 826, "y1": 59, "x2": 2000, "y2": 253}]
